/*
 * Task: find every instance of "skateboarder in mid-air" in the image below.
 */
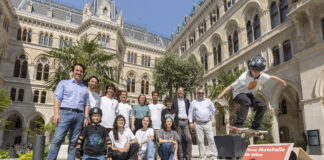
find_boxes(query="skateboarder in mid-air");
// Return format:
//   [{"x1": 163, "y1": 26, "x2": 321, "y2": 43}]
[{"x1": 217, "y1": 56, "x2": 286, "y2": 131}]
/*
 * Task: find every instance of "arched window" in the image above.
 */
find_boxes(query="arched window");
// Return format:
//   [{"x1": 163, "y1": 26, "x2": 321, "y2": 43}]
[
  {"x1": 36, "y1": 64, "x2": 43, "y2": 80},
  {"x1": 33, "y1": 90, "x2": 39, "y2": 103},
  {"x1": 228, "y1": 35, "x2": 233, "y2": 55},
  {"x1": 27, "y1": 30, "x2": 32, "y2": 42},
  {"x1": 253, "y1": 15, "x2": 261, "y2": 39},
  {"x1": 224, "y1": 0, "x2": 228, "y2": 12},
  {"x1": 98, "y1": 34, "x2": 101, "y2": 45},
  {"x1": 246, "y1": 21, "x2": 253, "y2": 44},
  {"x1": 59, "y1": 38, "x2": 64, "y2": 49},
  {"x1": 49, "y1": 35, "x2": 53, "y2": 47},
  {"x1": 233, "y1": 31, "x2": 239, "y2": 53},
  {"x1": 283, "y1": 40, "x2": 292, "y2": 62},
  {"x1": 271, "y1": 2, "x2": 279, "y2": 29},
  {"x1": 148, "y1": 57, "x2": 151, "y2": 67},
  {"x1": 134, "y1": 54, "x2": 137, "y2": 64},
  {"x1": 69, "y1": 39, "x2": 73, "y2": 47},
  {"x1": 127, "y1": 73, "x2": 136, "y2": 93},
  {"x1": 101, "y1": 35, "x2": 105, "y2": 46},
  {"x1": 13, "y1": 60, "x2": 21, "y2": 77},
  {"x1": 272, "y1": 46, "x2": 280, "y2": 66},
  {"x1": 45, "y1": 34, "x2": 49, "y2": 46},
  {"x1": 280, "y1": 0, "x2": 289, "y2": 23},
  {"x1": 106, "y1": 36, "x2": 109, "y2": 47},
  {"x1": 18, "y1": 89, "x2": 24, "y2": 102},
  {"x1": 36, "y1": 57, "x2": 50, "y2": 80},
  {"x1": 103, "y1": 7, "x2": 108, "y2": 15},
  {"x1": 217, "y1": 44, "x2": 222, "y2": 63},
  {"x1": 39, "y1": 33, "x2": 44, "y2": 45},
  {"x1": 204, "y1": 54, "x2": 208, "y2": 71},
  {"x1": 22, "y1": 29, "x2": 27, "y2": 41},
  {"x1": 10, "y1": 88, "x2": 16, "y2": 101},
  {"x1": 21, "y1": 61, "x2": 28, "y2": 78},
  {"x1": 213, "y1": 47, "x2": 217, "y2": 66},
  {"x1": 17, "y1": 28, "x2": 22, "y2": 40},
  {"x1": 127, "y1": 52, "x2": 130, "y2": 63},
  {"x1": 216, "y1": 7, "x2": 219, "y2": 19},
  {"x1": 280, "y1": 99, "x2": 287, "y2": 114},
  {"x1": 141, "y1": 76, "x2": 149, "y2": 94},
  {"x1": 64, "y1": 38, "x2": 68, "y2": 49},
  {"x1": 41, "y1": 91, "x2": 47, "y2": 103}
]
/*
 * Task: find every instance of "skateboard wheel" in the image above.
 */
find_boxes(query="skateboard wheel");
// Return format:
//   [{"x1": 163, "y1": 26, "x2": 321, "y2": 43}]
[
  {"x1": 241, "y1": 133, "x2": 246, "y2": 138},
  {"x1": 260, "y1": 135, "x2": 264, "y2": 140}
]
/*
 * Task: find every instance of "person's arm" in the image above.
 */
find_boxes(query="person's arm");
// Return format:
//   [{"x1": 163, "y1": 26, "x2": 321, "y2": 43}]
[
  {"x1": 104, "y1": 129, "x2": 112, "y2": 160},
  {"x1": 53, "y1": 81, "x2": 64, "y2": 126},
  {"x1": 75, "y1": 128, "x2": 87, "y2": 160},
  {"x1": 270, "y1": 75, "x2": 287, "y2": 87},
  {"x1": 217, "y1": 85, "x2": 232, "y2": 100},
  {"x1": 188, "y1": 103, "x2": 195, "y2": 130},
  {"x1": 158, "y1": 138, "x2": 174, "y2": 144},
  {"x1": 131, "y1": 107, "x2": 136, "y2": 131},
  {"x1": 208, "y1": 99, "x2": 217, "y2": 115}
]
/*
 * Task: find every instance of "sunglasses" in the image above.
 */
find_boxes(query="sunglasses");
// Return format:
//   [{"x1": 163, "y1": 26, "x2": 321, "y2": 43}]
[{"x1": 198, "y1": 92, "x2": 204, "y2": 95}]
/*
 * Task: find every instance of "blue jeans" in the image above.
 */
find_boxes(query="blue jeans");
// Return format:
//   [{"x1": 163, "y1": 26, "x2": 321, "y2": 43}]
[
  {"x1": 139, "y1": 140, "x2": 155, "y2": 160},
  {"x1": 83, "y1": 155, "x2": 105, "y2": 160},
  {"x1": 158, "y1": 143, "x2": 174, "y2": 160},
  {"x1": 47, "y1": 110, "x2": 84, "y2": 160}
]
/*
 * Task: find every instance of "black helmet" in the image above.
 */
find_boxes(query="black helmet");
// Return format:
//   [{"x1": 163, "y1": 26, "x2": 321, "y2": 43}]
[
  {"x1": 249, "y1": 56, "x2": 266, "y2": 71},
  {"x1": 89, "y1": 107, "x2": 102, "y2": 123}
]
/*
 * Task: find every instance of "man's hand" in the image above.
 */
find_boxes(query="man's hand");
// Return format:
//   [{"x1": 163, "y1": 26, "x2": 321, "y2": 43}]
[
  {"x1": 75, "y1": 158, "x2": 80, "y2": 160},
  {"x1": 118, "y1": 148, "x2": 125, "y2": 152},
  {"x1": 53, "y1": 114, "x2": 61, "y2": 126},
  {"x1": 189, "y1": 123, "x2": 194, "y2": 131},
  {"x1": 106, "y1": 158, "x2": 112, "y2": 160},
  {"x1": 215, "y1": 109, "x2": 219, "y2": 115},
  {"x1": 83, "y1": 118, "x2": 88, "y2": 127},
  {"x1": 217, "y1": 95, "x2": 222, "y2": 100}
]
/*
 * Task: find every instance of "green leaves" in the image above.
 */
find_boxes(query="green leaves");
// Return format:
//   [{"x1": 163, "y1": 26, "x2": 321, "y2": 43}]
[
  {"x1": 153, "y1": 53, "x2": 203, "y2": 97},
  {"x1": 0, "y1": 89, "x2": 12, "y2": 114},
  {"x1": 43, "y1": 35, "x2": 116, "y2": 91}
]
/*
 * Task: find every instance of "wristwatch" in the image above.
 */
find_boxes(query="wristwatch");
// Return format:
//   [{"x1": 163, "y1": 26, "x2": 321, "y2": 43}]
[{"x1": 84, "y1": 117, "x2": 89, "y2": 120}]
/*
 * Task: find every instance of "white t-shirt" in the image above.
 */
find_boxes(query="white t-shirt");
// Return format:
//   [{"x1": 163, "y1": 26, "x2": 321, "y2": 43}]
[
  {"x1": 148, "y1": 103, "x2": 164, "y2": 129},
  {"x1": 109, "y1": 128, "x2": 136, "y2": 148},
  {"x1": 135, "y1": 128, "x2": 154, "y2": 153},
  {"x1": 100, "y1": 96, "x2": 118, "y2": 128},
  {"x1": 117, "y1": 102, "x2": 132, "y2": 128},
  {"x1": 88, "y1": 91, "x2": 100, "y2": 108},
  {"x1": 231, "y1": 71, "x2": 270, "y2": 98},
  {"x1": 178, "y1": 98, "x2": 187, "y2": 119}
]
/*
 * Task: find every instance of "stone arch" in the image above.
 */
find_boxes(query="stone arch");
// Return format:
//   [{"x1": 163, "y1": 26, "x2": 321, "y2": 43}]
[
  {"x1": 314, "y1": 70, "x2": 324, "y2": 97},
  {"x1": 27, "y1": 113, "x2": 46, "y2": 144},
  {"x1": 198, "y1": 44, "x2": 208, "y2": 56},
  {"x1": 126, "y1": 70, "x2": 138, "y2": 79},
  {"x1": 224, "y1": 19, "x2": 240, "y2": 35},
  {"x1": 210, "y1": 33, "x2": 222, "y2": 47},
  {"x1": 26, "y1": 112, "x2": 47, "y2": 128},
  {"x1": 1, "y1": 110, "x2": 27, "y2": 147},
  {"x1": 242, "y1": 1, "x2": 262, "y2": 22}
]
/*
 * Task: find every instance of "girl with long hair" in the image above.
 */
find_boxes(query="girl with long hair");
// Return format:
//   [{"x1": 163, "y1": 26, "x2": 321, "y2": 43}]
[
  {"x1": 158, "y1": 117, "x2": 179, "y2": 160},
  {"x1": 135, "y1": 116, "x2": 155, "y2": 160},
  {"x1": 109, "y1": 115, "x2": 139, "y2": 160},
  {"x1": 131, "y1": 94, "x2": 151, "y2": 132}
]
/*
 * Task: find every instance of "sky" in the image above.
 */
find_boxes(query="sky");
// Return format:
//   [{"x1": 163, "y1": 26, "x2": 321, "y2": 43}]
[{"x1": 54, "y1": 0, "x2": 201, "y2": 38}]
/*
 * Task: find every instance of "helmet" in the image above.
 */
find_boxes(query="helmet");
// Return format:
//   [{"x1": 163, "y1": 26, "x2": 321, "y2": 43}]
[
  {"x1": 89, "y1": 107, "x2": 102, "y2": 123},
  {"x1": 248, "y1": 56, "x2": 266, "y2": 71}
]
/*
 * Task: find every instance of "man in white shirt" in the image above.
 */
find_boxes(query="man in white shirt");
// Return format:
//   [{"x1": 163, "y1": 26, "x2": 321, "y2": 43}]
[
  {"x1": 189, "y1": 88, "x2": 219, "y2": 160},
  {"x1": 148, "y1": 91, "x2": 164, "y2": 135},
  {"x1": 117, "y1": 90, "x2": 132, "y2": 128},
  {"x1": 87, "y1": 76, "x2": 100, "y2": 108},
  {"x1": 100, "y1": 84, "x2": 118, "y2": 133},
  {"x1": 172, "y1": 87, "x2": 192, "y2": 160}
]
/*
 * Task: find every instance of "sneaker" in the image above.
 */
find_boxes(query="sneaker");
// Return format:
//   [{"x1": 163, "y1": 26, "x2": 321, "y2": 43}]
[{"x1": 234, "y1": 124, "x2": 248, "y2": 130}]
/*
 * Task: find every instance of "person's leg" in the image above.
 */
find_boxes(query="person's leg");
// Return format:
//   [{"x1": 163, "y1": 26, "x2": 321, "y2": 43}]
[
  {"x1": 153, "y1": 129, "x2": 160, "y2": 160},
  {"x1": 128, "y1": 143, "x2": 140, "y2": 160},
  {"x1": 135, "y1": 119, "x2": 143, "y2": 133},
  {"x1": 204, "y1": 121, "x2": 218, "y2": 159},
  {"x1": 146, "y1": 140, "x2": 155, "y2": 160},
  {"x1": 234, "y1": 93, "x2": 252, "y2": 126},
  {"x1": 182, "y1": 121, "x2": 192, "y2": 159},
  {"x1": 140, "y1": 152, "x2": 147, "y2": 160},
  {"x1": 46, "y1": 111, "x2": 73, "y2": 160},
  {"x1": 250, "y1": 95, "x2": 267, "y2": 129},
  {"x1": 194, "y1": 122, "x2": 206, "y2": 160},
  {"x1": 67, "y1": 112, "x2": 84, "y2": 160},
  {"x1": 158, "y1": 143, "x2": 172, "y2": 160},
  {"x1": 112, "y1": 150, "x2": 128, "y2": 160},
  {"x1": 177, "y1": 120, "x2": 184, "y2": 159}
]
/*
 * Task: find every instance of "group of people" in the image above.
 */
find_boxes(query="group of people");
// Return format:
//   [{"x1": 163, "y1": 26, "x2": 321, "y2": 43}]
[{"x1": 46, "y1": 56, "x2": 287, "y2": 160}]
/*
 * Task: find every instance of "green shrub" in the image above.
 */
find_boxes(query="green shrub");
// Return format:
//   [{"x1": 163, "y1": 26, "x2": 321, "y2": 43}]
[
  {"x1": 0, "y1": 149, "x2": 10, "y2": 158},
  {"x1": 19, "y1": 151, "x2": 32, "y2": 160}
]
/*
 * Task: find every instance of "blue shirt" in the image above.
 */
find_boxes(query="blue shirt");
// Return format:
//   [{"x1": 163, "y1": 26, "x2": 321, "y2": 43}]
[
  {"x1": 55, "y1": 78, "x2": 90, "y2": 110},
  {"x1": 188, "y1": 98, "x2": 216, "y2": 123}
]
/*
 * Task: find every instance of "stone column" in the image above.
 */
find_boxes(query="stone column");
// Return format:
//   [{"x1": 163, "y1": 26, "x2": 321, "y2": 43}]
[
  {"x1": 0, "y1": 129, "x2": 4, "y2": 147},
  {"x1": 22, "y1": 128, "x2": 28, "y2": 146},
  {"x1": 261, "y1": 9, "x2": 271, "y2": 35},
  {"x1": 271, "y1": 108, "x2": 280, "y2": 143}
]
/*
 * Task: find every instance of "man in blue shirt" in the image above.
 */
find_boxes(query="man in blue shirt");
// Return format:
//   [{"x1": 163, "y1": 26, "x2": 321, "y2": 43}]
[
  {"x1": 189, "y1": 88, "x2": 219, "y2": 160},
  {"x1": 47, "y1": 63, "x2": 90, "y2": 160}
]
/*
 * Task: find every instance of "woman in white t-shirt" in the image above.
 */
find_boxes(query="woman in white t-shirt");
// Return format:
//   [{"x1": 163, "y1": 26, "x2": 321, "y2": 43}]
[
  {"x1": 109, "y1": 115, "x2": 139, "y2": 160},
  {"x1": 135, "y1": 116, "x2": 155, "y2": 160}
]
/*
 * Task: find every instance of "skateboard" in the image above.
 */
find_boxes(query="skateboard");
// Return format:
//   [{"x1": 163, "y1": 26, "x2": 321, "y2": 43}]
[{"x1": 227, "y1": 126, "x2": 268, "y2": 140}]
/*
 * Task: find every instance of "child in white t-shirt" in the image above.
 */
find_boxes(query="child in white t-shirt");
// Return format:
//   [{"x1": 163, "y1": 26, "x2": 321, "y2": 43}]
[
  {"x1": 135, "y1": 116, "x2": 155, "y2": 160},
  {"x1": 218, "y1": 56, "x2": 286, "y2": 131},
  {"x1": 109, "y1": 115, "x2": 139, "y2": 160}
]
